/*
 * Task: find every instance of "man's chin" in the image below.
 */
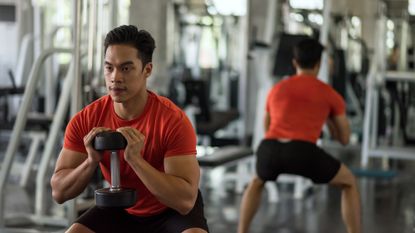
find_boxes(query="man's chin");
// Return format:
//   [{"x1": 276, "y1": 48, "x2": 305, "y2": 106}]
[{"x1": 111, "y1": 96, "x2": 124, "y2": 103}]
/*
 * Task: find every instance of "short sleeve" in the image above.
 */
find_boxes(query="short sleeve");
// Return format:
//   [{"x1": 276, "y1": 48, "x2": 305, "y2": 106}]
[
  {"x1": 164, "y1": 112, "x2": 197, "y2": 157},
  {"x1": 63, "y1": 112, "x2": 88, "y2": 154},
  {"x1": 265, "y1": 85, "x2": 277, "y2": 113},
  {"x1": 329, "y1": 89, "x2": 346, "y2": 117}
]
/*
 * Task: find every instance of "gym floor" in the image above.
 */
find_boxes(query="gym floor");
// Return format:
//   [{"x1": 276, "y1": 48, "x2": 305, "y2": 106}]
[{"x1": 1, "y1": 143, "x2": 414, "y2": 233}]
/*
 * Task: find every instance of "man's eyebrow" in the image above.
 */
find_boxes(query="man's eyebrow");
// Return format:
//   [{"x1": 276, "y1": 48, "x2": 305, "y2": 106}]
[
  {"x1": 104, "y1": 61, "x2": 134, "y2": 66},
  {"x1": 120, "y1": 61, "x2": 134, "y2": 66}
]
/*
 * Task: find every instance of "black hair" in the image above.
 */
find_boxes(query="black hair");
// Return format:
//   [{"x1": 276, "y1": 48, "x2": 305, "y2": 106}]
[
  {"x1": 293, "y1": 38, "x2": 324, "y2": 69},
  {"x1": 104, "y1": 25, "x2": 156, "y2": 66}
]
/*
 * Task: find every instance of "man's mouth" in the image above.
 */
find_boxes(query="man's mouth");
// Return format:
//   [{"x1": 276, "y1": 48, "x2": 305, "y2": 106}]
[{"x1": 109, "y1": 87, "x2": 127, "y2": 94}]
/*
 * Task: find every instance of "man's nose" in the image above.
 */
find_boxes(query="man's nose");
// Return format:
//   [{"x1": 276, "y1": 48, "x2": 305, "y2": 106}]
[{"x1": 111, "y1": 70, "x2": 123, "y2": 83}]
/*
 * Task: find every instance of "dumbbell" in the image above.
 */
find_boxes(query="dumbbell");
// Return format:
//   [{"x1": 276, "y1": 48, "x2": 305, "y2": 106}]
[{"x1": 93, "y1": 131, "x2": 137, "y2": 208}]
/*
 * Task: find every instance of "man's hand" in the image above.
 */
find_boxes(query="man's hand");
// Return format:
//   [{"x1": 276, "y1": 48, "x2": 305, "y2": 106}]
[
  {"x1": 83, "y1": 127, "x2": 111, "y2": 164},
  {"x1": 117, "y1": 127, "x2": 145, "y2": 163}
]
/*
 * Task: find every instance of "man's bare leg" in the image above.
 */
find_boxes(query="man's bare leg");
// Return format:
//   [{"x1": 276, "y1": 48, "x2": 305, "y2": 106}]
[
  {"x1": 329, "y1": 164, "x2": 361, "y2": 233},
  {"x1": 237, "y1": 176, "x2": 265, "y2": 233}
]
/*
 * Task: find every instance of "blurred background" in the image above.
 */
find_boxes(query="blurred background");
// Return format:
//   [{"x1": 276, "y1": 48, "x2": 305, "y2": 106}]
[{"x1": 0, "y1": 0, "x2": 414, "y2": 232}]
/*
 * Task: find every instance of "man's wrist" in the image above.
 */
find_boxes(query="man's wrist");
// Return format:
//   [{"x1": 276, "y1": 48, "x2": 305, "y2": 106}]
[{"x1": 86, "y1": 156, "x2": 100, "y2": 167}]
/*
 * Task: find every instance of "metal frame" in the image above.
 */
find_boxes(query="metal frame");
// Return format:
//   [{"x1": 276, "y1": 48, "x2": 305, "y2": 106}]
[
  {"x1": 361, "y1": 3, "x2": 415, "y2": 167},
  {"x1": 0, "y1": 48, "x2": 73, "y2": 230}
]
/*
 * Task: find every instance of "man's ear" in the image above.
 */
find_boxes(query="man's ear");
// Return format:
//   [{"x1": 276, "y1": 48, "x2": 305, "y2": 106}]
[
  {"x1": 292, "y1": 59, "x2": 298, "y2": 69},
  {"x1": 143, "y1": 62, "x2": 153, "y2": 78}
]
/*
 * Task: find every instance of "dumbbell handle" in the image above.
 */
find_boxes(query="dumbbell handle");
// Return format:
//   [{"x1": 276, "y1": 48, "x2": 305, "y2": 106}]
[{"x1": 110, "y1": 151, "x2": 120, "y2": 191}]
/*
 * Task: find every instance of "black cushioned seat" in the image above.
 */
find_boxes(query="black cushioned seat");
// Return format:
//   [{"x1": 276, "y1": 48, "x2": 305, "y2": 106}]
[
  {"x1": 197, "y1": 145, "x2": 253, "y2": 167},
  {"x1": 196, "y1": 109, "x2": 239, "y2": 135}
]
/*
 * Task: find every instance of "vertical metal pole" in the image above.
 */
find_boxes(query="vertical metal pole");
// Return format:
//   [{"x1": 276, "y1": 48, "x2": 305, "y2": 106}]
[
  {"x1": 110, "y1": 151, "x2": 121, "y2": 189},
  {"x1": 71, "y1": 0, "x2": 83, "y2": 116},
  {"x1": 239, "y1": 0, "x2": 249, "y2": 144},
  {"x1": 399, "y1": 15, "x2": 408, "y2": 71},
  {"x1": 375, "y1": 3, "x2": 387, "y2": 149},
  {"x1": 66, "y1": 0, "x2": 83, "y2": 225},
  {"x1": 166, "y1": 0, "x2": 175, "y2": 66},
  {"x1": 95, "y1": 0, "x2": 105, "y2": 88},
  {"x1": 361, "y1": 2, "x2": 387, "y2": 167},
  {"x1": 87, "y1": 0, "x2": 98, "y2": 103},
  {"x1": 33, "y1": 5, "x2": 44, "y2": 62},
  {"x1": 318, "y1": 0, "x2": 331, "y2": 84},
  {"x1": 371, "y1": 83, "x2": 379, "y2": 148},
  {"x1": 263, "y1": 0, "x2": 276, "y2": 45},
  {"x1": 45, "y1": 35, "x2": 55, "y2": 116},
  {"x1": 45, "y1": 27, "x2": 63, "y2": 116},
  {"x1": 109, "y1": 0, "x2": 118, "y2": 28},
  {"x1": 362, "y1": 58, "x2": 378, "y2": 167}
]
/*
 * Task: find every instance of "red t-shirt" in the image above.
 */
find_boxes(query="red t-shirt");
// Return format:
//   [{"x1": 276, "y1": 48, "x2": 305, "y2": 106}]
[
  {"x1": 265, "y1": 74, "x2": 345, "y2": 143},
  {"x1": 63, "y1": 91, "x2": 197, "y2": 216}
]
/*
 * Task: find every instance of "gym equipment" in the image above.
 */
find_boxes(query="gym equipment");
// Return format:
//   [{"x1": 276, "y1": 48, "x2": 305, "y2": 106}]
[
  {"x1": 197, "y1": 145, "x2": 253, "y2": 198},
  {"x1": 361, "y1": 3, "x2": 415, "y2": 168},
  {"x1": 93, "y1": 131, "x2": 137, "y2": 208}
]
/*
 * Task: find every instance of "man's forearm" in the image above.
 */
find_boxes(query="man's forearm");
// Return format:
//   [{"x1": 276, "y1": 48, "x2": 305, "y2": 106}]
[
  {"x1": 326, "y1": 119, "x2": 340, "y2": 141},
  {"x1": 329, "y1": 125, "x2": 340, "y2": 141},
  {"x1": 51, "y1": 159, "x2": 99, "y2": 203},
  {"x1": 128, "y1": 158, "x2": 197, "y2": 215}
]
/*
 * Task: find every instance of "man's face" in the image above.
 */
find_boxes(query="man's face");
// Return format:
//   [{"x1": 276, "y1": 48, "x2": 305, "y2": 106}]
[{"x1": 104, "y1": 44, "x2": 152, "y2": 103}]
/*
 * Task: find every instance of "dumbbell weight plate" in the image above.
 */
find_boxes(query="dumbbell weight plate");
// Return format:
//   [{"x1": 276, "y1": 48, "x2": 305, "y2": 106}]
[
  {"x1": 95, "y1": 188, "x2": 137, "y2": 208},
  {"x1": 93, "y1": 131, "x2": 127, "y2": 151}
]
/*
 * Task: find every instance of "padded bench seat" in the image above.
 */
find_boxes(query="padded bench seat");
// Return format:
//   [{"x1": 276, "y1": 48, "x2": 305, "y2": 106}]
[
  {"x1": 196, "y1": 109, "x2": 239, "y2": 135},
  {"x1": 197, "y1": 145, "x2": 253, "y2": 167}
]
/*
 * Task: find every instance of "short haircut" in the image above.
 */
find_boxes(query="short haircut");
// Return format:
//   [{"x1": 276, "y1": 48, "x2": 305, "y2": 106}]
[
  {"x1": 104, "y1": 25, "x2": 156, "y2": 66},
  {"x1": 293, "y1": 38, "x2": 324, "y2": 69}
]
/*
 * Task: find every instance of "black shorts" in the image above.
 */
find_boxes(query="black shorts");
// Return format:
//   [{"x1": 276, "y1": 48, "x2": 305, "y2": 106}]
[
  {"x1": 256, "y1": 139, "x2": 341, "y2": 184},
  {"x1": 75, "y1": 190, "x2": 209, "y2": 233}
]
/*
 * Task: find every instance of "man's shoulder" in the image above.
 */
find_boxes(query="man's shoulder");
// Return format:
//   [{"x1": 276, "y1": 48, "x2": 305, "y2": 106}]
[
  {"x1": 78, "y1": 95, "x2": 111, "y2": 117},
  {"x1": 149, "y1": 91, "x2": 185, "y2": 119}
]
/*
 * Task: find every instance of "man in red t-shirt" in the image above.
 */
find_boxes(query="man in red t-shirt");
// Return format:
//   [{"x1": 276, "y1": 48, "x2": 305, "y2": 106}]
[
  {"x1": 50, "y1": 25, "x2": 208, "y2": 233},
  {"x1": 238, "y1": 39, "x2": 361, "y2": 233}
]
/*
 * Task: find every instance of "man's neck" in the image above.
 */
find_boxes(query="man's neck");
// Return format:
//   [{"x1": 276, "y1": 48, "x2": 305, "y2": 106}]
[
  {"x1": 296, "y1": 69, "x2": 318, "y2": 77},
  {"x1": 114, "y1": 90, "x2": 148, "y2": 120}
]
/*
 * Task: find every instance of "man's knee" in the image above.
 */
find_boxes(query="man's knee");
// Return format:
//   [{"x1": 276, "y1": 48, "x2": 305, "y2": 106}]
[
  {"x1": 182, "y1": 228, "x2": 208, "y2": 233},
  {"x1": 329, "y1": 164, "x2": 357, "y2": 188},
  {"x1": 251, "y1": 175, "x2": 266, "y2": 187},
  {"x1": 65, "y1": 223, "x2": 94, "y2": 233}
]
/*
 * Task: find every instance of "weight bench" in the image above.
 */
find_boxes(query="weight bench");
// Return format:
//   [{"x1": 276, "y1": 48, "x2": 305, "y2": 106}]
[
  {"x1": 197, "y1": 146, "x2": 253, "y2": 167},
  {"x1": 197, "y1": 145, "x2": 313, "y2": 203},
  {"x1": 197, "y1": 145, "x2": 254, "y2": 197}
]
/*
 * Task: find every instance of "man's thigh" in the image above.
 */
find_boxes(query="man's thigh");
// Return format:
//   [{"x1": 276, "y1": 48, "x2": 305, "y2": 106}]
[{"x1": 160, "y1": 191, "x2": 209, "y2": 233}]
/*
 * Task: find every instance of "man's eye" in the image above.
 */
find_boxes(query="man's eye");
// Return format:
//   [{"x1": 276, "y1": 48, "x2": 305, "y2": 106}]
[
  {"x1": 105, "y1": 66, "x2": 113, "y2": 71},
  {"x1": 122, "y1": 66, "x2": 130, "y2": 72}
]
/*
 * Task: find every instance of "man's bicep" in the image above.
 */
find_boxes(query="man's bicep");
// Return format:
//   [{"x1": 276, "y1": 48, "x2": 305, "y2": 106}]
[
  {"x1": 329, "y1": 90, "x2": 346, "y2": 117},
  {"x1": 331, "y1": 114, "x2": 350, "y2": 144},
  {"x1": 332, "y1": 114, "x2": 349, "y2": 130},
  {"x1": 54, "y1": 148, "x2": 88, "y2": 173},
  {"x1": 164, "y1": 155, "x2": 200, "y2": 187},
  {"x1": 264, "y1": 112, "x2": 271, "y2": 132}
]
